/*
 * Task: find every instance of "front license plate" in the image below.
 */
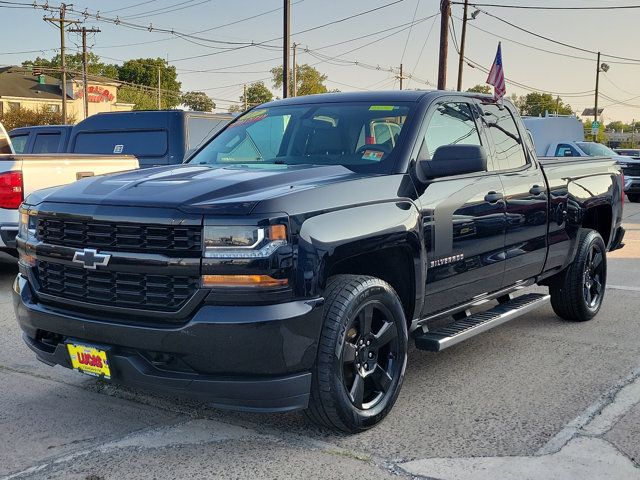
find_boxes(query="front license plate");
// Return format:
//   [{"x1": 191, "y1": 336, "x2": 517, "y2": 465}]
[{"x1": 67, "y1": 342, "x2": 111, "y2": 379}]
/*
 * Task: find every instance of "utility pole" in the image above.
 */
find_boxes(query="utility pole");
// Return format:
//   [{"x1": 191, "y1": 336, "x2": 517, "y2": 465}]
[
  {"x1": 243, "y1": 84, "x2": 247, "y2": 110},
  {"x1": 283, "y1": 0, "x2": 291, "y2": 98},
  {"x1": 69, "y1": 26, "x2": 100, "y2": 119},
  {"x1": 292, "y1": 43, "x2": 298, "y2": 97},
  {"x1": 157, "y1": 65, "x2": 162, "y2": 110},
  {"x1": 456, "y1": 0, "x2": 469, "y2": 91},
  {"x1": 438, "y1": 0, "x2": 451, "y2": 90},
  {"x1": 398, "y1": 64, "x2": 406, "y2": 90},
  {"x1": 44, "y1": 4, "x2": 80, "y2": 124},
  {"x1": 594, "y1": 51, "x2": 601, "y2": 136}
]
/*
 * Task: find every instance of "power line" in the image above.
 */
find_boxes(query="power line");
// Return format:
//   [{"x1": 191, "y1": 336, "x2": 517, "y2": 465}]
[
  {"x1": 400, "y1": 0, "x2": 420, "y2": 63},
  {"x1": 453, "y1": 2, "x2": 640, "y2": 10},
  {"x1": 475, "y1": 8, "x2": 640, "y2": 63},
  {"x1": 407, "y1": 13, "x2": 439, "y2": 88}
]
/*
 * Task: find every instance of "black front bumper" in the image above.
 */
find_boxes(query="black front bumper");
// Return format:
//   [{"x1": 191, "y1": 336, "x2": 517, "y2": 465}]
[{"x1": 13, "y1": 276, "x2": 324, "y2": 412}]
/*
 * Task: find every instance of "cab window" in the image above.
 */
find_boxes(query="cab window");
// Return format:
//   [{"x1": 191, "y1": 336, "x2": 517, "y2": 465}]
[
  {"x1": 482, "y1": 104, "x2": 528, "y2": 170},
  {"x1": 555, "y1": 144, "x2": 579, "y2": 157}
]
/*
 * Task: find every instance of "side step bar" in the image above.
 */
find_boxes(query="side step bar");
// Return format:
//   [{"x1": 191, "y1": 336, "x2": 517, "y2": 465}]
[{"x1": 415, "y1": 293, "x2": 550, "y2": 352}]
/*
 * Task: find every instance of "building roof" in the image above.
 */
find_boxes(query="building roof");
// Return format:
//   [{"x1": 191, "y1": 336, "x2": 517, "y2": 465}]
[{"x1": 0, "y1": 66, "x2": 65, "y2": 100}]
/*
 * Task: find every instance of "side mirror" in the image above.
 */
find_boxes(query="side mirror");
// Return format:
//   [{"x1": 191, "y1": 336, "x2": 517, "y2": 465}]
[{"x1": 416, "y1": 144, "x2": 488, "y2": 182}]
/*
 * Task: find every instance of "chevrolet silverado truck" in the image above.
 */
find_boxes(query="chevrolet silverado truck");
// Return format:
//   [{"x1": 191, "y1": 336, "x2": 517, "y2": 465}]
[{"x1": 13, "y1": 91, "x2": 625, "y2": 432}]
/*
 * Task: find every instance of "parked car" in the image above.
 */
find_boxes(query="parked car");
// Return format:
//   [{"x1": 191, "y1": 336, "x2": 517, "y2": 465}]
[
  {"x1": 538, "y1": 141, "x2": 640, "y2": 202},
  {"x1": 14, "y1": 91, "x2": 625, "y2": 433},
  {"x1": 0, "y1": 151, "x2": 138, "y2": 254},
  {"x1": 9, "y1": 110, "x2": 233, "y2": 166},
  {"x1": 615, "y1": 148, "x2": 640, "y2": 158}
]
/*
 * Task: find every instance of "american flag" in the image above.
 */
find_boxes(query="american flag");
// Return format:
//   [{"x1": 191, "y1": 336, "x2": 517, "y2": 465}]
[{"x1": 486, "y1": 42, "x2": 506, "y2": 102}]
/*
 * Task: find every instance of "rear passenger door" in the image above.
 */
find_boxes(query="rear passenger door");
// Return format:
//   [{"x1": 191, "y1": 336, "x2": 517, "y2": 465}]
[
  {"x1": 480, "y1": 103, "x2": 548, "y2": 286},
  {"x1": 417, "y1": 100, "x2": 507, "y2": 316}
]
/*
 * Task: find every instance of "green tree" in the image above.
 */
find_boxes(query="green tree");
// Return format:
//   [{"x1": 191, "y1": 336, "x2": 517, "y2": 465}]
[
  {"x1": 606, "y1": 120, "x2": 630, "y2": 132},
  {"x1": 22, "y1": 53, "x2": 119, "y2": 79},
  {"x1": 271, "y1": 64, "x2": 329, "y2": 96},
  {"x1": 181, "y1": 91, "x2": 215, "y2": 112},
  {"x1": 0, "y1": 104, "x2": 76, "y2": 130},
  {"x1": 582, "y1": 119, "x2": 607, "y2": 143},
  {"x1": 519, "y1": 92, "x2": 573, "y2": 117},
  {"x1": 244, "y1": 81, "x2": 274, "y2": 107},
  {"x1": 118, "y1": 58, "x2": 181, "y2": 109},
  {"x1": 466, "y1": 84, "x2": 491, "y2": 94}
]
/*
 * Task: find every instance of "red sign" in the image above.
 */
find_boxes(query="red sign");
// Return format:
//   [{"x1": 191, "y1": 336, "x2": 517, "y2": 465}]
[{"x1": 75, "y1": 85, "x2": 115, "y2": 103}]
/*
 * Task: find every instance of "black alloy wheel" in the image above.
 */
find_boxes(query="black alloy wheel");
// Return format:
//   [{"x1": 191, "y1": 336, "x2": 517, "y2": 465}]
[
  {"x1": 306, "y1": 275, "x2": 408, "y2": 433},
  {"x1": 583, "y1": 242, "x2": 605, "y2": 309},
  {"x1": 341, "y1": 301, "x2": 401, "y2": 410},
  {"x1": 549, "y1": 229, "x2": 607, "y2": 321}
]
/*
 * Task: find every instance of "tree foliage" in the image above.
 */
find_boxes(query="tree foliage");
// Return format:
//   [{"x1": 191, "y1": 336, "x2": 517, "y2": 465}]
[
  {"x1": 181, "y1": 91, "x2": 215, "y2": 112},
  {"x1": 118, "y1": 58, "x2": 181, "y2": 109},
  {"x1": 271, "y1": 64, "x2": 330, "y2": 96},
  {"x1": 0, "y1": 105, "x2": 76, "y2": 130},
  {"x1": 22, "y1": 53, "x2": 119, "y2": 79},
  {"x1": 466, "y1": 84, "x2": 491, "y2": 94},
  {"x1": 514, "y1": 92, "x2": 573, "y2": 117}
]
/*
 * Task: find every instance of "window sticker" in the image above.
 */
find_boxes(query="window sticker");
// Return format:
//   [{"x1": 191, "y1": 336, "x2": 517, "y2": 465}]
[
  {"x1": 361, "y1": 150, "x2": 384, "y2": 161},
  {"x1": 369, "y1": 105, "x2": 397, "y2": 111},
  {"x1": 229, "y1": 108, "x2": 269, "y2": 128}
]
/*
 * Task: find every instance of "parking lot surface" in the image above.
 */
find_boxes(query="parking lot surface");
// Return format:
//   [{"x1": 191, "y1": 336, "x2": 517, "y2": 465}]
[{"x1": 1, "y1": 202, "x2": 639, "y2": 480}]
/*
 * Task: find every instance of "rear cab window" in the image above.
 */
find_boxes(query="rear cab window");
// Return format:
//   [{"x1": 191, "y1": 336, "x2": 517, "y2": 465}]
[
  {"x1": 32, "y1": 133, "x2": 61, "y2": 153},
  {"x1": 481, "y1": 104, "x2": 528, "y2": 170},
  {"x1": 73, "y1": 130, "x2": 168, "y2": 157},
  {"x1": 9, "y1": 134, "x2": 27, "y2": 153}
]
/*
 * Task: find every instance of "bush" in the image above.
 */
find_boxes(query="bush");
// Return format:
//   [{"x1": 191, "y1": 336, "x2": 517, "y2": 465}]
[{"x1": 0, "y1": 105, "x2": 76, "y2": 131}]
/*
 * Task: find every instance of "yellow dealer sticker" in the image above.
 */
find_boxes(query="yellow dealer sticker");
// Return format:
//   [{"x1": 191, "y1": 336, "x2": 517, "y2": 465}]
[
  {"x1": 369, "y1": 105, "x2": 396, "y2": 111},
  {"x1": 67, "y1": 343, "x2": 111, "y2": 379}
]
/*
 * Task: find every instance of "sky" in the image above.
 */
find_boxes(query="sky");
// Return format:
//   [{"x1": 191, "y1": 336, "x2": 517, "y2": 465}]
[{"x1": 1, "y1": 0, "x2": 639, "y2": 123}]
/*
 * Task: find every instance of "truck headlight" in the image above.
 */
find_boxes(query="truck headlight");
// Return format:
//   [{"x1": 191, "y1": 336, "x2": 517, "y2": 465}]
[
  {"x1": 203, "y1": 224, "x2": 287, "y2": 259},
  {"x1": 18, "y1": 208, "x2": 36, "y2": 241}
]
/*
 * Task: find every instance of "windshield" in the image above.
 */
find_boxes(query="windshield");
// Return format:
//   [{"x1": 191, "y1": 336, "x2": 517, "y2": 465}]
[
  {"x1": 576, "y1": 142, "x2": 618, "y2": 157},
  {"x1": 188, "y1": 102, "x2": 413, "y2": 173}
]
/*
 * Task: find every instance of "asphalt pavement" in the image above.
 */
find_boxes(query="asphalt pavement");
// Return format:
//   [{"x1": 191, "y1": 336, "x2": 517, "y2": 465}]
[{"x1": 1, "y1": 202, "x2": 639, "y2": 480}]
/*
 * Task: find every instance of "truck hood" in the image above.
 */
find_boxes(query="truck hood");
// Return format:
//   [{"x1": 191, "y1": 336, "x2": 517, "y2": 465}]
[{"x1": 26, "y1": 164, "x2": 364, "y2": 214}]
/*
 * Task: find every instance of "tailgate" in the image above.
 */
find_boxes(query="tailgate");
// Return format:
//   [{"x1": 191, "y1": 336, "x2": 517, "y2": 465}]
[{"x1": 12, "y1": 153, "x2": 139, "y2": 198}]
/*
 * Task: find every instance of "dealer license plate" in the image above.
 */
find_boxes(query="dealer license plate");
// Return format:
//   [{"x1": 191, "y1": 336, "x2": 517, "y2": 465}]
[{"x1": 66, "y1": 342, "x2": 111, "y2": 379}]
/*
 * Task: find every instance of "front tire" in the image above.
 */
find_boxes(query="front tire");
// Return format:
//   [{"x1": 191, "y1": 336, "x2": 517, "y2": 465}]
[
  {"x1": 627, "y1": 193, "x2": 640, "y2": 203},
  {"x1": 306, "y1": 275, "x2": 408, "y2": 433},
  {"x1": 549, "y1": 229, "x2": 607, "y2": 322}
]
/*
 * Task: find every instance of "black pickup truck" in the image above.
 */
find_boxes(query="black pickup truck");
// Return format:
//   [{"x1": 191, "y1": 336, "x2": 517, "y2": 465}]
[{"x1": 13, "y1": 91, "x2": 625, "y2": 432}]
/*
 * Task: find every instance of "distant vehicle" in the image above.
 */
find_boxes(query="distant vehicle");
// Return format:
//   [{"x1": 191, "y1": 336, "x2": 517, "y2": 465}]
[
  {"x1": 9, "y1": 125, "x2": 72, "y2": 154},
  {"x1": 0, "y1": 122, "x2": 13, "y2": 154},
  {"x1": 615, "y1": 148, "x2": 640, "y2": 158},
  {"x1": 0, "y1": 151, "x2": 139, "y2": 254},
  {"x1": 522, "y1": 114, "x2": 584, "y2": 157},
  {"x1": 9, "y1": 110, "x2": 233, "y2": 167}
]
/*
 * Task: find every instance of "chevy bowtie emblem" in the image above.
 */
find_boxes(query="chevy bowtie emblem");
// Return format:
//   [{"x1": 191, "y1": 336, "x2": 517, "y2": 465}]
[{"x1": 72, "y1": 248, "x2": 111, "y2": 270}]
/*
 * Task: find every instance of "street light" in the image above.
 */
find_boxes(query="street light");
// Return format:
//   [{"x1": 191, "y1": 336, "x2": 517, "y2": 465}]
[{"x1": 593, "y1": 54, "x2": 610, "y2": 139}]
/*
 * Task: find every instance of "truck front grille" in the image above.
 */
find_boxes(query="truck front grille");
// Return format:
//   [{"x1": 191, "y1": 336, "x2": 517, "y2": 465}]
[
  {"x1": 36, "y1": 262, "x2": 199, "y2": 311},
  {"x1": 622, "y1": 165, "x2": 640, "y2": 177},
  {"x1": 37, "y1": 217, "x2": 202, "y2": 255}
]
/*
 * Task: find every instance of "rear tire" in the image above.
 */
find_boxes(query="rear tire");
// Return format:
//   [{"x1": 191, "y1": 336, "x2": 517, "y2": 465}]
[
  {"x1": 306, "y1": 274, "x2": 408, "y2": 433},
  {"x1": 549, "y1": 229, "x2": 607, "y2": 322},
  {"x1": 627, "y1": 193, "x2": 640, "y2": 203}
]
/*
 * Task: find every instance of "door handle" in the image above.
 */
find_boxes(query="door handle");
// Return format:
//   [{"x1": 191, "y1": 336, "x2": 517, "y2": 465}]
[
  {"x1": 76, "y1": 171, "x2": 94, "y2": 180},
  {"x1": 484, "y1": 191, "x2": 503, "y2": 203},
  {"x1": 529, "y1": 184, "x2": 545, "y2": 196}
]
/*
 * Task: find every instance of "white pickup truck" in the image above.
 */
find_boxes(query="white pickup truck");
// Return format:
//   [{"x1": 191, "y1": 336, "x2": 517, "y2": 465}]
[{"x1": 0, "y1": 123, "x2": 139, "y2": 253}]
